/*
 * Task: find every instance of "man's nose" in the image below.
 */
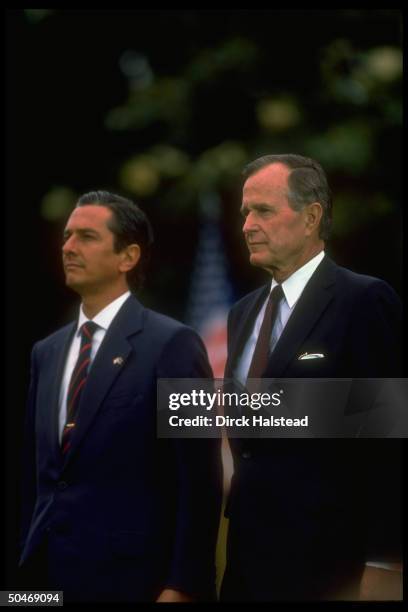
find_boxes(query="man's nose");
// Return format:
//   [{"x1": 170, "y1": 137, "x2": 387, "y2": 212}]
[
  {"x1": 243, "y1": 212, "x2": 258, "y2": 236},
  {"x1": 62, "y1": 235, "x2": 76, "y2": 254}
]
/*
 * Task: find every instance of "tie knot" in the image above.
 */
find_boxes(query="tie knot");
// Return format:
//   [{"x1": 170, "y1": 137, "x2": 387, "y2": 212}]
[
  {"x1": 269, "y1": 284, "x2": 284, "y2": 305},
  {"x1": 81, "y1": 321, "x2": 99, "y2": 340}
]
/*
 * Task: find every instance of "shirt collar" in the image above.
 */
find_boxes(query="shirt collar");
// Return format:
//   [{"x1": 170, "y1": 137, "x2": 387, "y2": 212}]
[
  {"x1": 76, "y1": 291, "x2": 131, "y2": 335},
  {"x1": 270, "y1": 250, "x2": 325, "y2": 308}
]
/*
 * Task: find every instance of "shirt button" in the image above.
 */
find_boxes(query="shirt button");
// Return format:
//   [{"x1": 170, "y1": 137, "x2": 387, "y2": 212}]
[
  {"x1": 242, "y1": 451, "x2": 251, "y2": 459},
  {"x1": 57, "y1": 481, "x2": 68, "y2": 490}
]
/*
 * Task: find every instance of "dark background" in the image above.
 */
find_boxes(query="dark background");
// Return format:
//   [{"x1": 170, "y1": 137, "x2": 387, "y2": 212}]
[{"x1": 5, "y1": 9, "x2": 403, "y2": 587}]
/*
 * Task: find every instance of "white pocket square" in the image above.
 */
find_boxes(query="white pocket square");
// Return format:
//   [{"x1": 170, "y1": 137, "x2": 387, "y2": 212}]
[{"x1": 298, "y1": 352, "x2": 325, "y2": 360}]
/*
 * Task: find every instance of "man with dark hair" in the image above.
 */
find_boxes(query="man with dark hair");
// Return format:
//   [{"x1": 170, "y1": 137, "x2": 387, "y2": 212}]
[
  {"x1": 19, "y1": 192, "x2": 222, "y2": 603},
  {"x1": 76, "y1": 190, "x2": 153, "y2": 291},
  {"x1": 220, "y1": 155, "x2": 402, "y2": 601}
]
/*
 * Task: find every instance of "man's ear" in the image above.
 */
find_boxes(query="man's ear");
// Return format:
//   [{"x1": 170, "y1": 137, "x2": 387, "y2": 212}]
[
  {"x1": 304, "y1": 202, "x2": 323, "y2": 235},
  {"x1": 119, "y1": 244, "x2": 141, "y2": 273}
]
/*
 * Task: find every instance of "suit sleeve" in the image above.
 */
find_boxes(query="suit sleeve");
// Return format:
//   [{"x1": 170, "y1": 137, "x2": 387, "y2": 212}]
[
  {"x1": 347, "y1": 280, "x2": 403, "y2": 562},
  {"x1": 20, "y1": 344, "x2": 39, "y2": 552},
  {"x1": 157, "y1": 328, "x2": 223, "y2": 600}
]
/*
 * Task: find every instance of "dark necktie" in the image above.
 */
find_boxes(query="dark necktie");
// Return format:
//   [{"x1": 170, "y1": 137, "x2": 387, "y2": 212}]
[
  {"x1": 61, "y1": 321, "x2": 99, "y2": 455},
  {"x1": 247, "y1": 284, "x2": 284, "y2": 380}
]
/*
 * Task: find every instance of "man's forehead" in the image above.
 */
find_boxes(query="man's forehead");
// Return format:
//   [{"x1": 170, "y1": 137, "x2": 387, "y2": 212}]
[
  {"x1": 66, "y1": 204, "x2": 113, "y2": 228},
  {"x1": 242, "y1": 164, "x2": 290, "y2": 206},
  {"x1": 244, "y1": 163, "x2": 290, "y2": 191}
]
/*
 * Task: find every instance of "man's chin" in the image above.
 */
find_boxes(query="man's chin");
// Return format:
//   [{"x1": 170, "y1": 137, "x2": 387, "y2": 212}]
[
  {"x1": 249, "y1": 253, "x2": 268, "y2": 268},
  {"x1": 65, "y1": 276, "x2": 85, "y2": 291}
]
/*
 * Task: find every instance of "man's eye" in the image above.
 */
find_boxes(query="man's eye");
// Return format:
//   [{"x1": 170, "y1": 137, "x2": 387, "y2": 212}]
[{"x1": 258, "y1": 208, "x2": 274, "y2": 216}]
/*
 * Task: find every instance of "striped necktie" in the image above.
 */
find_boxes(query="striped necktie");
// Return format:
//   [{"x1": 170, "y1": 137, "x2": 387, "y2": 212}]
[
  {"x1": 61, "y1": 321, "x2": 99, "y2": 455},
  {"x1": 247, "y1": 284, "x2": 284, "y2": 380}
]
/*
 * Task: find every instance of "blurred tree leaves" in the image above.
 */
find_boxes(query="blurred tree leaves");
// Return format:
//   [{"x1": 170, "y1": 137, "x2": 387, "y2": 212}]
[
  {"x1": 17, "y1": 9, "x2": 402, "y2": 301},
  {"x1": 24, "y1": 9, "x2": 54, "y2": 24},
  {"x1": 305, "y1": 120, "x2": 374, "y2": 174},
  {"x1": 101, "y1": 11, "x2": 402, "y2": 244},
  {"x1": 106, "y1": 37, "x2": 258, "y2": 138},
  {"x1": 256, "y1": 96, "x2": 302, "y2": 133},
  {"x1": 106, "y1": 77, "x2": 191, "y2": 134}
]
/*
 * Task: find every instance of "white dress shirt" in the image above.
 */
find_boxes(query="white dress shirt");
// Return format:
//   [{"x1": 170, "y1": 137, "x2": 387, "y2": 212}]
[
  {"x1": 234, "y1": 251, "x2": 325, "y2": 385},
  {"x1": 58, "y1": 291, "x2": 131, "y2": 441}
]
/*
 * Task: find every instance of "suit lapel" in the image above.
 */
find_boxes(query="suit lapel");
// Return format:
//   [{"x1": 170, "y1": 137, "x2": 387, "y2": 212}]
[
  {"x1": 263, "y1": 255, "x2": 337, "y2": 377},
  {"x1": 61, "y1": 295, "x2": 144, "y2": 468}
]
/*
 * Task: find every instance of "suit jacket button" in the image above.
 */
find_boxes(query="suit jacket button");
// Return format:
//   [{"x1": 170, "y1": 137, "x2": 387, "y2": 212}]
[
  {"x1": 242, "y1": 451, "x2": 251, "y2": 459},
  {"x1": 57, "y1": 481, "x2": 68, "y2": 490}
]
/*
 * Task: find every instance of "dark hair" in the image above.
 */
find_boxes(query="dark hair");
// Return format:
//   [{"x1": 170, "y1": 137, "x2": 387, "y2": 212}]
[
  {"x1": 76, "y1": 190, "x2": 154, "y2": 292},
  {"x1": 242, "y1": 154, "x2": 332, "y2": 240}
]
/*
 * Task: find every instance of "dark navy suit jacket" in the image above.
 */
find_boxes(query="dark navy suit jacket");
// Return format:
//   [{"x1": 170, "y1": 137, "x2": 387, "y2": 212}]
[
  {"x1": 221, "y1": 255, "x2": 402, "y2": 600},
  {"x1": 20, "y1": 294, "x2": 222, "y2": 602}
]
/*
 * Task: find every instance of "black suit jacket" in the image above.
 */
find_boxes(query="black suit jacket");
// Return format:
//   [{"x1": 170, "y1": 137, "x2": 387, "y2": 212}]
[
  {"x1": 20, "y1": 294, "x2": 223, "y2": 602},
  {"x1": 222, "y1": 255, "x2": 402, "y2": 600}
]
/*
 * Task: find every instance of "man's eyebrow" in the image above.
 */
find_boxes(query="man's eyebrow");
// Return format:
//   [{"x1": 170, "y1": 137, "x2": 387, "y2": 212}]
[
  {"x1": 240, "y1": 203, "x2": 275, "y2": 214},
  {"x1": 63, "y1": 227, "x2": 100, "y2": 236}
]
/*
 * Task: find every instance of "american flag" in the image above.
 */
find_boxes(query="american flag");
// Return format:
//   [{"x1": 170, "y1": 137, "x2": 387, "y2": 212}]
[{"x1": 185, "y1": 191, "x2": 233, "y2": 378}]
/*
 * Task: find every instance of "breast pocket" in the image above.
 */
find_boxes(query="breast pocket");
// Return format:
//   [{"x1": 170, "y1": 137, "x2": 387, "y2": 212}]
[
  {"x1": 294, "y1": 356, "x2": 331, "y2": 377},
  {"x1": 99, "y1": 393, "x2": 144, "y2": 414}
]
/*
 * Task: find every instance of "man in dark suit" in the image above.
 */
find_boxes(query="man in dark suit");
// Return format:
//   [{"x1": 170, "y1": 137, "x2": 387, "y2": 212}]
[
  {"x1": 220, "y1": 155, "x2": 402, "y2": 601},
  {"x1": 19, "y1": 191, "x2": 222, "y2": 603}
]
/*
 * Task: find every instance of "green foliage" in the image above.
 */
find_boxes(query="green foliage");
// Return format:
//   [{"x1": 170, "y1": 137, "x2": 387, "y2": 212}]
[
  {"x1": 103, "y1": 11, "x2": 401, "y2": 241},
  {"x1": 23, "y1": 10, "x2": 401, "y2": 280},
  {"x1": 24, "y1": 9, "x2": 54, "y2": 24}
]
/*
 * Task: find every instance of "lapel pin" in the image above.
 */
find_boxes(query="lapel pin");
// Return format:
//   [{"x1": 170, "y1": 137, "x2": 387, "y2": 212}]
[{"x1": 113, "y1": 356, "x2": 124, "y2": 366}]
